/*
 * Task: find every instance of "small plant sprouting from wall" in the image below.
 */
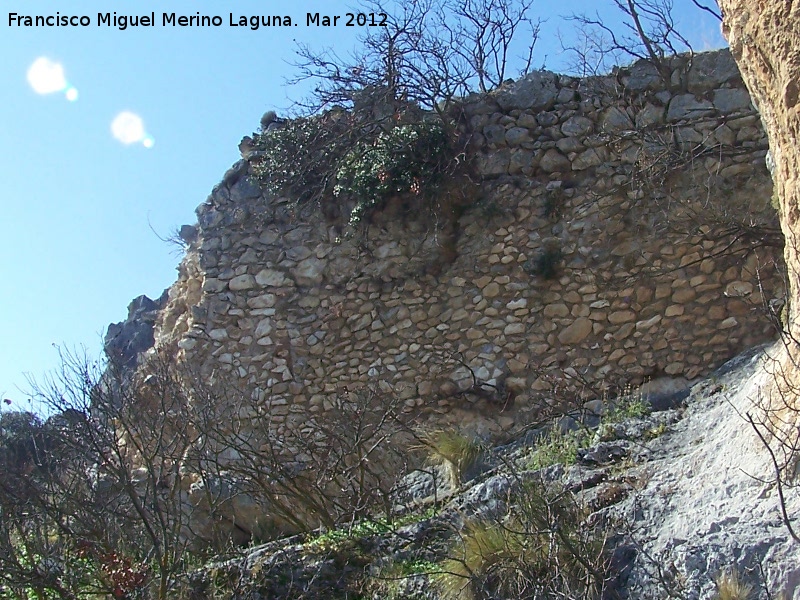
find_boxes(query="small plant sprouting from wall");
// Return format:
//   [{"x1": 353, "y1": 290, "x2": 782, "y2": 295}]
[{"x1": 524, "y1": 246, "x2": 564, "y2": 280}]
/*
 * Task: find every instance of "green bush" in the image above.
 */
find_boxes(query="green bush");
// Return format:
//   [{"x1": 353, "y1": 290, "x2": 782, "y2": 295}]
[
  {"x1": 335, "y1": 121, "x2": 452, "y2": 225},
  {"x1": 251, "y1": 111, "x2": 456, "y2": 226},
  {"x1": 526, "y1": 428, "x2": 586, "y2": 471},
  {"x1": 251, "y1": 112, "x2": 354, "y2": 205}
]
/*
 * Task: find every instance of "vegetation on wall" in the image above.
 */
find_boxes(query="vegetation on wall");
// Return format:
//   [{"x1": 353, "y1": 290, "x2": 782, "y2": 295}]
[{"x1": 250, "y1": 114, "x2": 457, "y2": 227}]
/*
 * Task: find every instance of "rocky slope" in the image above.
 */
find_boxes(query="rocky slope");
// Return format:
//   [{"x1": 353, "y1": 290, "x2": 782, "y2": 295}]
[{"x1": 184, "y1": 343, "x2": 799, "y2": 599}]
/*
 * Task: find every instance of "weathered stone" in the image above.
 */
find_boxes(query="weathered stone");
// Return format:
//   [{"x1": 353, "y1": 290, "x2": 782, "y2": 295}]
[
  {"x1": 685, "y1": 49, "x2": 740, "y2": 93},
  {"x1": 483, "y1": 282, "x2": 501, "y2": 298},
  {"x1": 609, "y1": 311, "x2": 636, "y2": 324},
  {"x1": 247, "y1": 294, "x2": 276, "y2": 309},
  {"x1": 509, "y1": 149, "x2": 534, "y2": 174},
  {"x1": 495, "y1": 71, "x2": 558, "y2": 111},
  {"x1": 667, "y1": 95, "x2": 715, "y2": 122},
  {"x1": 625, "y1": 59, "x2": 662, "y2": 92},
  {"x1": 572, "y1": 148, "x2": 606, "y2": 170},
  {"x1": 556, "y1": 137, "x2": 585, "y2": 153},
  {"x1": 635, "y1": 103, "x2": 665, "y2": 128},
  {"x1": 712, "y1": 88, "x2": 753, "y2": 113},
  {"x1": 558, "y1": 318, "x2": 593, "y2": 344},
  {"x1": 725, "y1": 281, "x2": 754, "y2": 297},
  {"x1": 561, "y1": 116, "x2": 594, "y2": 137},
  {"x1": 286, "y1": 246, "x2": 312, "y2": 261},
  {"x1": 505, "y1": 127, "x2": 532, "y2": 145},
  {"x1": 254, "y1": 318, "x2": 273, "y2": 338},
  {"x1": 229, "y1": 274, "x2": 256, "y2": 291},
  {"x1": 477, "y1": 150, "x2": 511, "y2": 176},
  {"x1": 256, "y1": 269, "x2": 290, "y2": 287},
  {"x1": 484, "y1": 124, "x2": 507, "y2": 145},
  {"x1": 544, "y1": 303, "x2": 570, "y2": 318},
  {"x1": 599, "y1": 107, "x2": 633, "y2": 132},
  {"x1": 672, "y1": 288, "x2": 697, "y2": 303},
  {"x1": 228, "y1": 176, "x2": 261, "y2": 203},
  {"x1": 536, "y1": 112, "x2": 559, "y2": 127},
  {"x1": 539, "y1": 149, "x2": 571, "y2": 173},
  {"x1": 504, "y1": 322, "x2": 526, "y2": 335}
]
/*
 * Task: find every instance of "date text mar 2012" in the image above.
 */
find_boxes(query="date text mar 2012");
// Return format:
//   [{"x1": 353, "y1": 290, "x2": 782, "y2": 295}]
[{"x1": 307, "y1": 13, "x2": 387, "y2": 26}]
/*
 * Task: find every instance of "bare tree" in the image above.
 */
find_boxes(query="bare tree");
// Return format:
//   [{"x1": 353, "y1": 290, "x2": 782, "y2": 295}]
[
  {"x1": 0, "y1": 351, "x2": 239, "y2": 599},
  {"x1": 561, "y1": 0, "x2": 720, "y2": 78},
  {"x1": 199, "y1": 386, "x2": 418, "y2": 535},
  {"x1": 291, "y1": 0, "x2": 541, "y2": 118}
]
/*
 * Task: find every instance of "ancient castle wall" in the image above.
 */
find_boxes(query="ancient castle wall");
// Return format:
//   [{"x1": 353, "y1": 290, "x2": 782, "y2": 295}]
[{"x1": 148, "y1": 50, "x2": 782, "y2": 433}]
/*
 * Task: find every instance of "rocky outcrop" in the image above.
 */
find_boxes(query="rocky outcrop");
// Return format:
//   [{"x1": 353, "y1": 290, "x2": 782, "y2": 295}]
[
  {"x1": 720, "y1": 1, "x2": 800, "y2": 337},
  {"x1": 144, "y1": 49, "x2": 782, "y2": 436},
  {"x1": 104, "y1": 292, "x2": 167, "y2": 371},
  {"x1": 187, "y1": 344, "x2": 799, "y2": 599}
]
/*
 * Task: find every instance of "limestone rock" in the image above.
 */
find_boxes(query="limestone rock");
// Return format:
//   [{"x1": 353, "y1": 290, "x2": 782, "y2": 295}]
[
  {"x1": 712, "y1": 88, "x2": 753, "y2": 113},
  {"x1": 494, "y1": 71, "x2": 558, "y2": 111},
  {"x1": 229, "y1": 274, "x2": 257, "y2": 291},
  {"x1": 685, "y1": 49, "x2": 740, "y2": 93},
  {"x1": 539, "y1": 149, "x2": 571, "y2": 173},
  {"x1": 292, "y1": 257, "x2": 326, "y2": 286},
  {"x1": 558, "y1": 318, "x2": 593, "y2": 344},
  {"x1": 599, "y1": 106, "x2": 633, "y2": 132},
  {"x1": 561, "y1": 116, "x2": 594, "y2": 137},
  {"x1": 256, "y1": 269, "x2": 290, "y2": 287},
  {"x1": 667, "y1": 94, "x2": 715, "y2": 122},
  {"x1": 625, "y1": 59, "x2": 663, "y2": 92}
]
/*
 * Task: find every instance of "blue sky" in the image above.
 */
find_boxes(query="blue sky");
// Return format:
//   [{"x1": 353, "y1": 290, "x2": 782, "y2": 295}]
[{"x1": 0, "y1": 0, "x2": 724, "y2": 408}]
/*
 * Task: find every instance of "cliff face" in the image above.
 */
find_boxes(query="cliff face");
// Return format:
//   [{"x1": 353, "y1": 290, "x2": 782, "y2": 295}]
[
  {"x1": 123, "y1": 49, "x2": 783, "y2": 434},
  {"x1": 720, "y1": 1, "x2": 800, "y2": 337}
]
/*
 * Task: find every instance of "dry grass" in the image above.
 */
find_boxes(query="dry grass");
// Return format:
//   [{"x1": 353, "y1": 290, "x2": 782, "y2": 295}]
[
  {"x1": 436, "y1": 481, "x2": 609, "y2": 600},
  {"x1": 714, "y1": 570, "x2": 754, "y2": 600},
  {"x1": 417, "y1": 429, "x2": 482, "y2": 489}
]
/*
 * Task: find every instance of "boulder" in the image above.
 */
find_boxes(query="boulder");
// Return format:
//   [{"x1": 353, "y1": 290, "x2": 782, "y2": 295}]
[{"x1": 495, "y1": 71, "x2": 558, "y2": 111}]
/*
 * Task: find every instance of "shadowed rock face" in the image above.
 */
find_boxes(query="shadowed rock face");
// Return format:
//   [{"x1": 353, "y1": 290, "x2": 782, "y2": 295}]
[
  {"x1": 721, "y1": 1, "x2": 800, "y2": 335},
  {"x1": 104, "y1": 292, "x2": 168, "y2": 371}
]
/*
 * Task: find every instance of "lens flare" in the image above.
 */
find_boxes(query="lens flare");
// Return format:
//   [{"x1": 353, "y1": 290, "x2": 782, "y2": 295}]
[
  {"x1": 27, "y1": 57, "x2": 79, "y2": 101},
  {"x1": 111, "y1": 111, "x2": 154, "y2": 148},
  {"x1": 27, "y1": 57, "x2": 67, "y2": 94}
]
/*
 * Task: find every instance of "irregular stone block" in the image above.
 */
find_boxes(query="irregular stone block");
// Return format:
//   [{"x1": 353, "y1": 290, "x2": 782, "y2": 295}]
[
  {"x1": 229, "y1": 274, "x2": 256, "y2": 291},
  {"x1": 540, "y1": 149, "x2": 571, "y2": 173},
  {"x1": 558, "y1": 318, "x2": 593, "y2": 344},
  {"x1": 495, "y1": 71, "x2": 558, "y2": 111},
  {"x1": 625, "y1": 59, "x2": 663, "y2": 92},
  {"x1": 256, "y1": 269, "x2": 290, "y2": 287},
  {"x1": 292, "y1": 256, "x2": 327, "y2": 286},
  {"x1": 667, "y1": 94, "x2": 715, "y2": 122},
  {"x1": 686, "y1": 49, "x2": 740, "y2": 93},
  {"x1": 561, "y1": 115, "x2": 594, "y2": 137},
  {"x1": 712, "y1": 88, "x2": 753, "y2": 114}
]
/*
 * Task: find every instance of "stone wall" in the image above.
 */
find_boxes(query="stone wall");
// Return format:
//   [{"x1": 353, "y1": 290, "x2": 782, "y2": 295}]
[{"x1": 145, "y1": 49, "x2": 783, "y2": 433}]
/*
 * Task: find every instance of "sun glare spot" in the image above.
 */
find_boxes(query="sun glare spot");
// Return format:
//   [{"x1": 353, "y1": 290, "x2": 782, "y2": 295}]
[
  {"x1": 111, "y1": 111, "x2": 153, "y2": 147},
  {"x1": 65, "y1": 87, "x2": 79, "y2": 102},
  {"x1": 27, "y1": 57, "x2": 68, "y2": 95}
]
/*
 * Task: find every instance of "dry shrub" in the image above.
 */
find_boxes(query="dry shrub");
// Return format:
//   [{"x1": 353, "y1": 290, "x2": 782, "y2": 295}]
[{"x1": 437, "y1": 480, "x2": 609, "y2": 600}]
